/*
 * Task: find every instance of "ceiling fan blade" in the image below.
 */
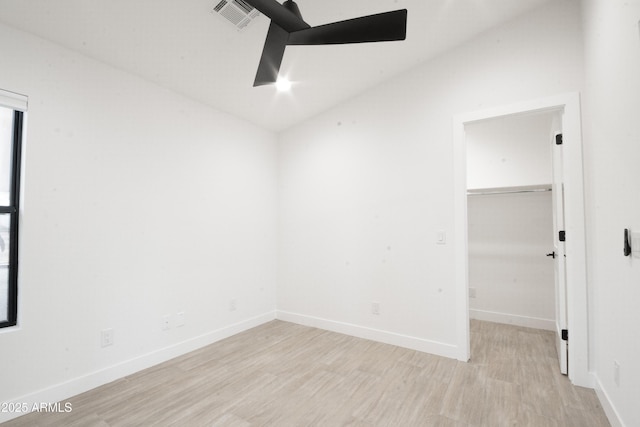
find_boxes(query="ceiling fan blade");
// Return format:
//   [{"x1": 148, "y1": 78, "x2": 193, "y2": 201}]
[
  {"x1": 288, "y1": 9, "x2": 407, "y2": 45},
  {"x1": 253, "y1": 22, "x2": 289, "y2": 86},
  {"x1": 243, "y1": 0, "x2": 309, "y2": 32}
]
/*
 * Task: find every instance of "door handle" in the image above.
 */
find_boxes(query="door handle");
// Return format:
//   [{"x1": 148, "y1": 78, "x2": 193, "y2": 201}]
[{"x1": 546, "y1": 252, "x2": 556, "y2": 259}]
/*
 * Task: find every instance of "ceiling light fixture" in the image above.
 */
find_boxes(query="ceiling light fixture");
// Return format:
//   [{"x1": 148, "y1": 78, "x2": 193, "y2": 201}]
[{"x1": 275, "y1": 77, "x2": 292, "y2": 91}]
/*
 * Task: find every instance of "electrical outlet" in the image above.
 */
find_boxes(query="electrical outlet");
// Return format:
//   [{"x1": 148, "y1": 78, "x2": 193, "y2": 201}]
[
  {"x1": 371, "y1": 302, "x2": 380, "y2": 315},
  {"x1": 101, "y1": 328, "x2": 114, "y2": 347},
  {"x1": 614, "y1": 360, "x2": 620, "y2": 387},
  {"x1": 229, "y1": 298, "x2": 237, "y2": 312},
  {"x1": 161, "y1": 315, "x2": 171, "y2": 331},
  {"x1": 469, "y1": 287, "x2": 477, "y2": 298},
  {"x1": 176, "y1": 311, "x2": 185, "y2": 327}
]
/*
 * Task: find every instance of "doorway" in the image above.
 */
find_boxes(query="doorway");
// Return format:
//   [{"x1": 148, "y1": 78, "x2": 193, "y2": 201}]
[
  {"x1": 452, "y1": 93, "x2": 591, "y2": 387},
  {"x1": 465, "y1": 110, "x2": 564, "y2": 371}
]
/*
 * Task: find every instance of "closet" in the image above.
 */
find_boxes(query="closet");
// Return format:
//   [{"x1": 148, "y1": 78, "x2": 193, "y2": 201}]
[{"x1": 466, "y1": 112, "x2": 559, "y2": 331}]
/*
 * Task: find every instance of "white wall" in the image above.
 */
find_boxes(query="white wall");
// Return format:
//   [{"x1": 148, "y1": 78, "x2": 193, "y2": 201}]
[
  {"x1": 277, "y1": 0, "x2": 584, "y2": 358},
  {"x1": 466, "y1": 113, "x2": 553, "y2": 190},
  {"x1": 0, "y1": 22, "x2": 277, "y2": 420},
  {"x1": 467, "y1": 192, "x2": 555, "y2": 329},
  {"x1": 581, "y1": 0, "x2": 640, "y2": 425}
]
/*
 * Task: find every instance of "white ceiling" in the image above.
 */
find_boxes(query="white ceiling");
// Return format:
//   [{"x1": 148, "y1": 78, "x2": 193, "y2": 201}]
[{"x1": 0, "y1": 0, "x2": 551, "y2": 132}]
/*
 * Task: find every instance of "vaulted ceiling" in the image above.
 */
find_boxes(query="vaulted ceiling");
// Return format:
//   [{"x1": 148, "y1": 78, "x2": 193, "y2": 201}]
[{"x1": 0, "y1": 0, "x2": 552, "y2": 131}]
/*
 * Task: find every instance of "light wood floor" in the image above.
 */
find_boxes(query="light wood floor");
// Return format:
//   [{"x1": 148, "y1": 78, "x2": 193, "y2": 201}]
[{"x1": 3, "y1": 320, "x2": 610, "y2": 426}]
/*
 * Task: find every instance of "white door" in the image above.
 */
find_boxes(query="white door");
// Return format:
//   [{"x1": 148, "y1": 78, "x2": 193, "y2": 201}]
[{"x1": 551, "y1": 120, "x2": 568, "y2": 375}]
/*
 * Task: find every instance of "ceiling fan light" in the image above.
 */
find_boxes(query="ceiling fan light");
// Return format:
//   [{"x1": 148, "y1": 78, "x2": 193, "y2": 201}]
[{"x1": 276, "y1": 77, "x2": 292, "y2": 91}]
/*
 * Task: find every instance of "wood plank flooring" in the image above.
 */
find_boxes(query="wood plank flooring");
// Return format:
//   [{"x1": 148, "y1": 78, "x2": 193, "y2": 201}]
[{"x1": 2, "y1": 320, "x2": 610, "y2": 426}]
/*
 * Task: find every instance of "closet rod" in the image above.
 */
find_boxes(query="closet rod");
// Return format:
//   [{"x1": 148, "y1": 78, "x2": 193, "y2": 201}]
[{"x1": 467, "y1": 187, "x2": 552, "y2": 196}]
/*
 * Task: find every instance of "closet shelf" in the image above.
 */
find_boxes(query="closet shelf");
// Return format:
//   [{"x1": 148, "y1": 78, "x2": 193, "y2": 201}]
[{"x1": 467, "y1": 184, "x2": 552, "y2": 196}]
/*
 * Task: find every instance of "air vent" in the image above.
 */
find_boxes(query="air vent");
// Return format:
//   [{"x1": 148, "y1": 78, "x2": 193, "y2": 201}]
[{"x1": 212, "y1": 0, "x2": 261, "y2": 30}]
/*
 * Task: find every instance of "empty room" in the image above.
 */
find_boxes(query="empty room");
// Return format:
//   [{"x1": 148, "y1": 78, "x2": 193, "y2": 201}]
[{"x1": 0, "y1": 0, "x2": 638, "y2": 425}]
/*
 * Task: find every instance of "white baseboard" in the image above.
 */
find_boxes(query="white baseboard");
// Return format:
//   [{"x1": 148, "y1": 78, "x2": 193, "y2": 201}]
[
  {"x1": 469, "y1": 309, "x2": 555, "y2": 331},
  {"x1": 0, "y1": 311, "x2": 276, "y2": 424},
  {"x1": 276, "y1": 310, "x2": 460, "y2": 360},
  {"x1": 594, "y1": 374, "x2": 626, "y2": 427}
]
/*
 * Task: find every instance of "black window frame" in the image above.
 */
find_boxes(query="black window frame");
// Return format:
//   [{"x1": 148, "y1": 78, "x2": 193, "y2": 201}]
[{"x1": 0, "y1": 109, "x2": 23, "y2": 328}]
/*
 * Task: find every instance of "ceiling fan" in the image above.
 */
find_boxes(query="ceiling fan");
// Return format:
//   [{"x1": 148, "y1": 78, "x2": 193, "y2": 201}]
[{"x1": 243, "y1": 0, "x2": 408, "y2": 86}]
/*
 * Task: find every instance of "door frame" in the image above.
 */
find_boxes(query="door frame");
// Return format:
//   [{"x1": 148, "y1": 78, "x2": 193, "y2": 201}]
[
  {"x1": 452, "y1": 93, "x2": 592, "y2": 387},
  {"x1": 550, "y1": 118, "x2": 569, "y2": 375}
]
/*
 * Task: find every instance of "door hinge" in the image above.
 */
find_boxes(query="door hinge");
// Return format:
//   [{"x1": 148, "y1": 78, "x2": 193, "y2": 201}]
[
  {"x1": 555, "y1": 134, "x2": 563, "y2": 145},
  {"x1": 562, "y1": 329, "x2": 568, "y2": 341},
  {"x1": 559, "y1": 230, "x2": 566, "y2": 242}
]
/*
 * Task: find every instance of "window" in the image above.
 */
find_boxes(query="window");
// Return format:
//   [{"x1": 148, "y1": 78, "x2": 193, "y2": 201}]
[{"x1": 0, "y1": 90, "x2": 25, "y2": 328}]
